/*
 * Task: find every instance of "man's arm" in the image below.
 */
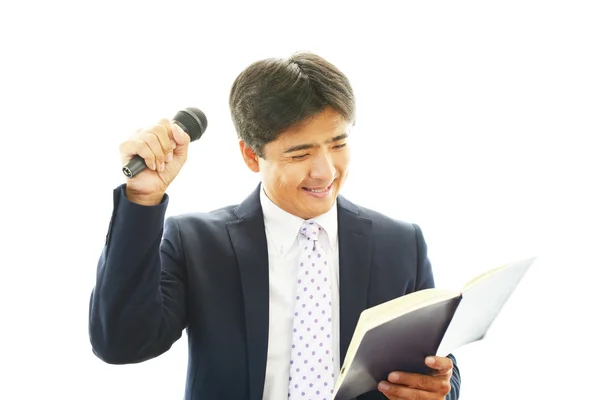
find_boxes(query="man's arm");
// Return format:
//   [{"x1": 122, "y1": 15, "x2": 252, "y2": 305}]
[
  {"x1": 445, "y1": 354, "x2": 461, "y2": 400},
  {"x1": 88, "y1": 185, "x2": 187, "y2": 364}
]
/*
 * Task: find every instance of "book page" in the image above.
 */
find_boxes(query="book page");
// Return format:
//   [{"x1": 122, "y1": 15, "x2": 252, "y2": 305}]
[
  {"x1": 360, "y1": 288, "x2": 459, "y2": 330},
  {"x1": 436, "y1": 257, "x2": 535, "y2": 357}
]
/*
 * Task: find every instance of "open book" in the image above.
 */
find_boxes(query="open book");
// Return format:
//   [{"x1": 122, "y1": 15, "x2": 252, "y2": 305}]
[{"x1": 333, "y1": 257, "x2": 535, "y2": 400}]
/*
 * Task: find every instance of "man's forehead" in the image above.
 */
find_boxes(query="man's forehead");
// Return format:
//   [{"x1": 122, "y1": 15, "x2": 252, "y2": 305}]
[{"x1": 280, "y1": 129, "x2": 347, "y2": 145}]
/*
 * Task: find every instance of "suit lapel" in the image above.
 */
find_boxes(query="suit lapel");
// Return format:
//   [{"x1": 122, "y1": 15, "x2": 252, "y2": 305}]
[
  {"x1": 227, "y1": 185, "x2": 269, "y2": 400},
  {"x1": 337, "y1": 196, "x2": 373, "y2": 365}
]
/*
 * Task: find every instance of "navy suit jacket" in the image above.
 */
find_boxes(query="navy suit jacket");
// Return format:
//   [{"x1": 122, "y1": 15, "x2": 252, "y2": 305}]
[{"x1": 89, "y1": 184, "x2": 461, "y2": 399}]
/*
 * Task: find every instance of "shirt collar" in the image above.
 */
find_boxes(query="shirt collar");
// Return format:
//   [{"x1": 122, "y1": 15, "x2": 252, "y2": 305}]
[{"x1": 260, "y1": 183, "x2": 338, "y2": 255}]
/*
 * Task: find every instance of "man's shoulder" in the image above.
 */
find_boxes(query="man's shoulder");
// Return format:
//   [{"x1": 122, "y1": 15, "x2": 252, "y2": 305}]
[
  {"x1": 167, "y1": 203, "x2": 242, "y2": 227},
  {"x1": 167, "y1": 185, "x2": 262, "y2": 228},
  {"x1": 338, "y1": 196, "x2": 419, "y2": 237}
]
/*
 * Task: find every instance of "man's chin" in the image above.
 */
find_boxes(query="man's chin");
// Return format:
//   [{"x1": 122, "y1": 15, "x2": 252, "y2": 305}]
[{"x1": 300, "y1": 200, "x2": 336, "y2": 219}]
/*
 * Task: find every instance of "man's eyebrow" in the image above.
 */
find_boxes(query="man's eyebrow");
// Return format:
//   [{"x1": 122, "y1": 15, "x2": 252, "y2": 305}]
[
  {"x1": 283, "y1": 133, "x2": 348, "y2": 153},
  {"x1": 329, "y1": 133, "x2": 348, "y2": 143}
]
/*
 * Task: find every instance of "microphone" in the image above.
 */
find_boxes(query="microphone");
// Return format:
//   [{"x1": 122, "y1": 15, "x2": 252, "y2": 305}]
[{"x1": 122, "y1": 107, "x2": 208, "y2": 178}]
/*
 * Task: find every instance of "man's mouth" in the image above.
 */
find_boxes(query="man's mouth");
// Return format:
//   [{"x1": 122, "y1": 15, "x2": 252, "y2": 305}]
[{"x1": 302, "y1": 182, "x2": 334, "y2": 197}]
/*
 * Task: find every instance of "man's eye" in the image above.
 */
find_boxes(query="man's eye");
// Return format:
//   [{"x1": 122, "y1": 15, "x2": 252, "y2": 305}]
[
  {"x1": 333, "y1": 143, "x2": 347, "y2": 150},
  {"x1": 292, "y1": 154, "x2": 309, "y2": 160}
]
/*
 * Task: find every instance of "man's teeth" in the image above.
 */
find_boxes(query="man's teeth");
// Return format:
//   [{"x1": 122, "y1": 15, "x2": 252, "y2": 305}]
[{"x1": 306, "y1": 187, "x2": 329, "y2": 193}]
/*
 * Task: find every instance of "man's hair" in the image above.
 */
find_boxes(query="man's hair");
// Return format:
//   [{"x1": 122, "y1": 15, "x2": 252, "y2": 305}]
[{"x1": 229, "y1": 51, "x2": 355, "y2": 158}]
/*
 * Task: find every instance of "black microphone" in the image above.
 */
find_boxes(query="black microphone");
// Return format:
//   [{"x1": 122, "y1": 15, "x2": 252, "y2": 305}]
[{"x1": 122, "y1": 107, "x2": 208, "y2": 178}]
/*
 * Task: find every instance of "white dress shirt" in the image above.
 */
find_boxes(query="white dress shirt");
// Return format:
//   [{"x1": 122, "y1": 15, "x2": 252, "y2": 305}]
[{"x1": 259, "y1": 185, "x2": 341, "y2": 400}]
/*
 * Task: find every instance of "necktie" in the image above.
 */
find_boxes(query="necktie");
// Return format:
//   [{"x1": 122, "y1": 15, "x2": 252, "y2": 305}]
[{"x1": 288, "y1": 221, "x2": 335, "y2": 400}]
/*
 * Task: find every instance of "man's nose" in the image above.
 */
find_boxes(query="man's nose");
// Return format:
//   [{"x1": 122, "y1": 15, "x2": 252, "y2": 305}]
[{"x1": 309, "y1": 151, "x2": 335, "y2": 182}]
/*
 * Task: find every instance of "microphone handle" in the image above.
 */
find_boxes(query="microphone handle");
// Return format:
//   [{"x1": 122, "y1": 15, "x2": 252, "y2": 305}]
[
  {"x1": 122, "y1": 120, "x2": 186, "y2": 179},
  {"x1": 122, "y1": 155, "x2": 147, "y2": 178}
]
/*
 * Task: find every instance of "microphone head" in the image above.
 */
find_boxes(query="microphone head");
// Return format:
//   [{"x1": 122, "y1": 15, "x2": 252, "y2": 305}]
[{"x1": 173, "y1": 107, "x2": 208, "y2": 141}]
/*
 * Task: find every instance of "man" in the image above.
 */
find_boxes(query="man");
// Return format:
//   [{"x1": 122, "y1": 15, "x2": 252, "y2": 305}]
[{"x1": 89, "y1": 51, "x2": 461, "y2": 400}]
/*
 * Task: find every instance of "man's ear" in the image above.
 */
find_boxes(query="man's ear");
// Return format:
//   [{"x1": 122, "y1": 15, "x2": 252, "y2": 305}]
[{"x1": 239, "y1": 140, "x2": 260, "y2": 173}]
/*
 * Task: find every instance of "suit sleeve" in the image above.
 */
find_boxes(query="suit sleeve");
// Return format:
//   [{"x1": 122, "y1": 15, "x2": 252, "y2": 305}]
[
  {"x1": 414, "y1": 223, "x2": 462, "y2": 399},
  {"x1": 88, "y1": 184, "x2": 188, "y2": 364}
]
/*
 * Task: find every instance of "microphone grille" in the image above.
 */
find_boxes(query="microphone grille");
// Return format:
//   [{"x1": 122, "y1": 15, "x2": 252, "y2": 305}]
[{"x1": 173, "y1": 107, "x2": 208, "y2": 141}]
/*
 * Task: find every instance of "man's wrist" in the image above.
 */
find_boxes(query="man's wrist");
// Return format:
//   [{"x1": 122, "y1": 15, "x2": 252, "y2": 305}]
[{"x1": 124, "y1": 187, "x2": 165, "y2": 206}]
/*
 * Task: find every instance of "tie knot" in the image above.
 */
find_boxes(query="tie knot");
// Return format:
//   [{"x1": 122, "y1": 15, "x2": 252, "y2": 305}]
[{"x1": 299, "y1": 220, "x2": 322, "y2": 242}]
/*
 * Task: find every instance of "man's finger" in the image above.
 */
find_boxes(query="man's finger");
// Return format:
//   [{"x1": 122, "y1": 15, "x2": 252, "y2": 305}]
[
  {"x1": 388, "y1": 371, "x2": 450, "y2": 392},
  {"x1": 156, "y1": 118, "x2": 175, "y2": 141},
  {"x1": 425, "y1": 356, "x2": 453, "y2": 374},
  {"x1": 378, "y1": 381, "x2": 437, "y2": 400},
  {"x1": 172, "y1": 122, "x2": 190, "y2": 146}
]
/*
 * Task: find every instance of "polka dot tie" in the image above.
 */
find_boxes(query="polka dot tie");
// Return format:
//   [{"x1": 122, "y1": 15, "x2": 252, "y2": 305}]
[{"x1": 288, "y1": 221, "x2": 335, "y2": 400}]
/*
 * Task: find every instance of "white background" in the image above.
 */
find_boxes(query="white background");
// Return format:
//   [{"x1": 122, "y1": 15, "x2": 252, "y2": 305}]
[{"x1": 1, "y1": 1, "x2": 599, "y2": 399}]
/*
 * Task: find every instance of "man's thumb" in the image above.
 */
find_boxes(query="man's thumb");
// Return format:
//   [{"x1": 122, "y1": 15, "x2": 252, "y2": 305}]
[{"x1": 173, "y1": 123, "x2": 190, "y2": 146}]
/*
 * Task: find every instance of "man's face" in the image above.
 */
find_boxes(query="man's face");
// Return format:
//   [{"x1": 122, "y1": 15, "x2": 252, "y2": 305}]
[{"x1": 242, "y1": 107, "x2": 351, "y2": 220}]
